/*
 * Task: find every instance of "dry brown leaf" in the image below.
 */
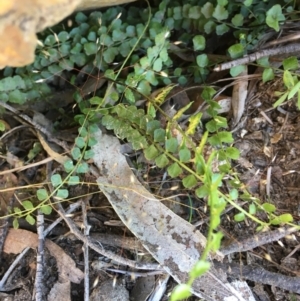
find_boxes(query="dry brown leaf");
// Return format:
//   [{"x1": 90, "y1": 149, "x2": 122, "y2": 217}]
[
  {"x1": 231, "y1": 68, "x2": 249, "y2": 126},
  {"x1": 36, "y1": 131, "x2": 70, "y2": 165},
  {"x1": 4, "y1": 228, "x2": 84, "y2": 284},
  {"x1": 270, "y1": 133, "x2": 282, "y2": 144},
  {"x1": 263, "y1": 145, "x2": 272, "y2": 158}
]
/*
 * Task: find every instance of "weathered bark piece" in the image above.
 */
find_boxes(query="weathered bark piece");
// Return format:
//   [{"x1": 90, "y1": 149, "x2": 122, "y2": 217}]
[
  {"x1": 0, "y1": 0, "x2": 137, "y2": 68},
  {"x1": 92, "y1": 128, "x2": 253, "y2": 301},
  {"x1": 0, "y1": 0, "x2": 81, "y2": 67}
]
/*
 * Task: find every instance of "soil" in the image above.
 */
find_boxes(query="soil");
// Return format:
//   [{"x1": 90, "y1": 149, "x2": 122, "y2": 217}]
[{"x1": 0, "y1": 28, "x2": 300, "y2": 301}]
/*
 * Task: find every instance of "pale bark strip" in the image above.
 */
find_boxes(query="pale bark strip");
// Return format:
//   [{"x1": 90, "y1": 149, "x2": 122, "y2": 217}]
[{"x1": 92, "y1": 128, "x2": 253, "y2": 301}]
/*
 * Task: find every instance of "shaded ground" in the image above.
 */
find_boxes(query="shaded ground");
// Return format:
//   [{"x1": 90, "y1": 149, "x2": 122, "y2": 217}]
[
  {"x1": 0, "y1": 71, "x2": 299, "y2": 301},
  {"x1": 0, "y1": 12, "x2": 300, "y2": 301}
]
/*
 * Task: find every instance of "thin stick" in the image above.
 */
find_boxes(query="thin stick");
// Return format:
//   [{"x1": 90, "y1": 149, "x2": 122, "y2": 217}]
[
  {"x1": 220, "y1": 226, "x2": 299, "y2": 255},
  {"x1": 214, "y1": 43, "x2": 300, "y2": 71},
  {"x1": 0, "y1": 125, "x2": 29, "y2": 142},
  {"x1": 43, "y1": 202, "x2": 81, "y2": 237},
  {"x1": 214, "y1": 261, "x2": 300, "y2": 294},
  {"x1": 0, "y1": 100, "x2": 69, "y2": 151},
  {"x1": 82, "y1": 200, "x2": 91, "y2": 301},
  {"x1": 0, "y1": 247, "x2": 30, "y2": 289},
  {"x1": 56, "y1": 203, "x2": 162, "y2": 271},
  {"x1": 148, "y1": 274, "x2": 170, "y2": 301},
  {"x1": 90, "y1": 233, "x2": 146, "y2": 253},
  {"x1": 34, "y1": 210, "x2": 45, "y2": 301},
  {"x1": 0, "y1": 157, "x2": 53, "y2": 176},
  {"x1": 266, "y1": 166, "x2": 272, "y2": 197},
  {"x1": 105, "y1": 268, "x2": 165, "y2": 277}
]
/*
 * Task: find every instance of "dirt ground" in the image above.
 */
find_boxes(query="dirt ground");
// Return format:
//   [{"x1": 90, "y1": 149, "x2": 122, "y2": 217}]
[
  {"x1": 0, "y1": 19, "x2": 300, "y2": 301},
  {"x1": 0, "y1": 72, "x2": 299, "y2": 301}
]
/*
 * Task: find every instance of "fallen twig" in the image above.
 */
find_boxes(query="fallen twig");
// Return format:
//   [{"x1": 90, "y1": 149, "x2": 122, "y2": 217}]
[
  {"x1": 220, "y1": 226, "x2": 299, "y2": 255},
  {"x1": 148, "y1": 274, "x2": 170, "y2": 301},
  {"x1": 214, "y1": 261, "x2": 300, "y2": 294},
  {"x1": 0, "y1": 157, "x2": 53, "y2": 176},
  {"x1": 0, "y1": 247, "x2": 30, "y2": 291},
  {"x1": 0, "y1": 100, "x2": 69, "y2": 152},
  {"x1": 90, "y1": 233, "x2": 147, "y2": 253},
  {"x1": 214, "y1": 43, "x2": 300, "y2": 71},
  {"x1": 105, "y1": 268, "x2": 165, "y2": 277},
  {"x1": 43, "y1": 202, "x2": 81, "y2": 237},
  {"x1": 56, "y1": 203, "x2": 162, "y2": 271},
  {"x1": 82, "y1": 200, "x2": 90, "y2": 301},
  {"x1": 34, "y1": 210, "x2": 45, "y2": 301}
]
